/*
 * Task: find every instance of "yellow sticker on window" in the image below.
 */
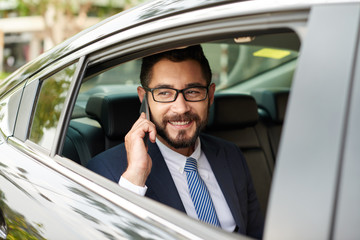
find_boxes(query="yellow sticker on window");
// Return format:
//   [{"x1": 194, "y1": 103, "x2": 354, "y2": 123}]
[{"x1": 253, "y1": 48, "x2": 291, "y2": 59}]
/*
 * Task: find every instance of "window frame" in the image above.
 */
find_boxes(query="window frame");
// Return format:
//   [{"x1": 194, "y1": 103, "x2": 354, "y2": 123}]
[{"x1": 12, "y1": 57, "x2": 84, "y2": 156}]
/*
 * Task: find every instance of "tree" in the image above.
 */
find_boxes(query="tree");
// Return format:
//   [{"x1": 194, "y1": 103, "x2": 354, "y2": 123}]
[
  {"x1": 16, "y1": 0, "x2": 126, "y2": 48},
  {"x1": 18, "y1": 0, "x2": 118, "y2": 49}
]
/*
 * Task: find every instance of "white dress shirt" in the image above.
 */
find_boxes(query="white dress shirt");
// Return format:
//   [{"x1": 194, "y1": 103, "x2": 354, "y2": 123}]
[{"x1": 119, "y1": 137, "x2": 236, "y2": 232}]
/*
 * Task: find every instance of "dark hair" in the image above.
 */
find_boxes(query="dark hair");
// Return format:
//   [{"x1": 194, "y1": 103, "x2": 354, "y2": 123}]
[{"x1": 140, "y1": 45, "x2": 212, "y2": 87}]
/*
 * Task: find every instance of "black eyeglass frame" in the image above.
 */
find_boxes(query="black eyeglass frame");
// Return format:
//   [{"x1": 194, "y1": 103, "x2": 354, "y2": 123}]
[{"x1": 143, "y1": 86, "x2": 209, "y2": 103}]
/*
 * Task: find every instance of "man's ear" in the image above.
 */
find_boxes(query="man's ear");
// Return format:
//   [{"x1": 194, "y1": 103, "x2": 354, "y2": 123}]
[
  {"x1": 137, "y1": 86, "x2": 146, "y2": 102},
  {"x1": 208, "y1": 83, "x2": 216, "y2": 106}
]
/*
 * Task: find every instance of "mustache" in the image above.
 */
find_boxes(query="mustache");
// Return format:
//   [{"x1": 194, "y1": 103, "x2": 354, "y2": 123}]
[{"x1": 162, "y1": 112, "x2": 200, "y2": 123}]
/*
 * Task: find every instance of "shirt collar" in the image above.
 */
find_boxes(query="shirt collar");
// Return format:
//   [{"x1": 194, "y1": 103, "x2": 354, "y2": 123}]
[{"x1": 156, "y1": 137, "x2": 201, "y2": 173}]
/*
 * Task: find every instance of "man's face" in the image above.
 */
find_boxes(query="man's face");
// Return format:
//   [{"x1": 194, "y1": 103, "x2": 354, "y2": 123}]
[{"x1": 139, "y1": 58, "x2": 215, "y2": 150}]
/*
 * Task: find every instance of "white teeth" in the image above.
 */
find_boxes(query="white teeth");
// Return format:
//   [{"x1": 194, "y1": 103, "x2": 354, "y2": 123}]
[{"x1": 170, "y1": 121, "x2": 190, "y2": 126}]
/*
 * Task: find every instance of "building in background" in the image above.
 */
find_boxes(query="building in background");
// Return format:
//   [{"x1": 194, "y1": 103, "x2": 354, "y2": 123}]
[{"x1": 0, "y1": 0, "x2": 143, "y2": 73}]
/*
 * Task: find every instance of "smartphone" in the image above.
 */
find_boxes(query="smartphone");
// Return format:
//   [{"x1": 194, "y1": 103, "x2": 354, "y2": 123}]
[{"x1": 139, "y1": 94, "x2": 150, "y2": 145}]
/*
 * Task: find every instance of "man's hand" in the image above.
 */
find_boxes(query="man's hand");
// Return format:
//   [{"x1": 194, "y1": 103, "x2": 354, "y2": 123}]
[{"x1": 122, "y1": 112, "x2": 156, "y2": 187}]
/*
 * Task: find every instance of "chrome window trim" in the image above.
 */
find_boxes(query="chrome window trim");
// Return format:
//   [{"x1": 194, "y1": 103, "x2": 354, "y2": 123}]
[
  {"x1": 20, "y1": 61, "x2": 79, "y2": 151},
  {"x1": 86, "y1": 9, "x2": 308, "y2": 68},
  {"x1": 51, "y1": 56, "x2": 87, "y2": 158},
  {"x1": 13, "y1": 78, "x2": 40, "y2": 141},
  {"x1": 0, "y1": 82, "x2": 25, "y2": 139},
  {"x1": 13, "y1": 53, "x2": 86, "y2": 143}
]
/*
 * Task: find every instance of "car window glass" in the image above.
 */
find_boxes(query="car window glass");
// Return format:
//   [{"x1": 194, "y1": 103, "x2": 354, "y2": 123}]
[
  {"x1": 203, "y1": 42, "x2": 298, "y2": 91},
  {"x1": 77, "y1": 60, "x2": 141, "y2": 106},
  {"x1": 29, "y1": 63, "x2": 77, "y2": 150}
]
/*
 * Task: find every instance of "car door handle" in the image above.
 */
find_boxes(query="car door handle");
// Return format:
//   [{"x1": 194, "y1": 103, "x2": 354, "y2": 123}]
[{"x1": 0, "y1": 208, "x2": 7, "y2": 240}]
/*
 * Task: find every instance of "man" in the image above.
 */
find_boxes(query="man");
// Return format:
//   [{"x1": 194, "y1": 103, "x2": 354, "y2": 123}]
[{"x1": 87, "y1": 45, "x2": 264, "y2": 238}]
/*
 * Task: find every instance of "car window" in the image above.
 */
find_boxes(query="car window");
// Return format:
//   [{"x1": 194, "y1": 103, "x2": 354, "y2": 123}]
[
  {"x1": 65, "y1": 31, "x2": 300, "y2": 166},
  {"x1": 29, "y1": 63, "x2": 77, "y2": 150},
  {"x1": 63, "y1": 30, "x2": 300, "y2": 231},
  {"x1": 76, "y1": 60, "x2": 141, "y2": 107}
]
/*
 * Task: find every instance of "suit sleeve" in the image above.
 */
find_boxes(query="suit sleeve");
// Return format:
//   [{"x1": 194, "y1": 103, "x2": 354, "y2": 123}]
[{"x1": 87, "y1": 144, "x2": 127, "y2": 183}]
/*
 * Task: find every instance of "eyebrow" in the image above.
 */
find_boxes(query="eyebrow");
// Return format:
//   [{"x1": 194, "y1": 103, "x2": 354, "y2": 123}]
[{"x1": 152, "y1": 83, "x2": 207, "y2": 88}]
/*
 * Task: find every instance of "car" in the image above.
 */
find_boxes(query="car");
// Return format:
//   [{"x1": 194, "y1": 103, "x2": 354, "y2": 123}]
[{"x1": 0, "y1": 0, "x2": 360, "y2": 239}]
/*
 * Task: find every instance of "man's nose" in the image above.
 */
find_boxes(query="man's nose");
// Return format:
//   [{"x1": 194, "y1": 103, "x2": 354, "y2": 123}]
[{"x1": 171, "y1": 92, "x2": 190, "y2": 113}]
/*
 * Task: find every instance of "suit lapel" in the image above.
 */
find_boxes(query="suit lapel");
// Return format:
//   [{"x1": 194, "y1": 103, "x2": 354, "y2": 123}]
[
  {"x1": 200, "y1": 135, "x2": 245, "y2": 233},
  {"x1": 145, "y1": 141, "x2": 186, "y2": 213},
  {"x1": 144, "y1": 136, "x2": 246, "y2": 232}
]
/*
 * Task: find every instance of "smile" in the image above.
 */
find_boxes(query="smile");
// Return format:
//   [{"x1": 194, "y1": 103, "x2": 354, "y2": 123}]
[{"x1": 169, "y1": 121, "x2": 191, "y2": 126}]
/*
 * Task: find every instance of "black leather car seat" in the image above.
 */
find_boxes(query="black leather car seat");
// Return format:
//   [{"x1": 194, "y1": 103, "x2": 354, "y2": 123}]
[
  {"x1": 251, "y1": 88, "x2": 289, "y2": 159},
  {"x1": 63, "y1": 92, "x2": 141, "y2": 166},
  {"x1": 85, "y1": 92, "x2": 141, "y2": 149},
  {"x1": 205, "y1": 93, "x2": 274, "y2": 216},
  {"x1": 63, "y1": 117, "x2": 105, "y2": 166}
]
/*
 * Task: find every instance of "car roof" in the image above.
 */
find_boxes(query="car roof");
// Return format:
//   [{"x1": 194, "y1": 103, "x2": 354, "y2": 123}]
[
  {"x1": 27, "y1": 0, "x2": 356, "y2": 58},
  {"x1": 0, "y1": 0, "x2": 357, "y2": 96}
]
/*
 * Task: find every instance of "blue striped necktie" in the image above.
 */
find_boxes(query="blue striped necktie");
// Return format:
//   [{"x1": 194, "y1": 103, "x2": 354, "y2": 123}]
[{"x1": 184, "y1": 157, "x2": 221, "y2": 227}]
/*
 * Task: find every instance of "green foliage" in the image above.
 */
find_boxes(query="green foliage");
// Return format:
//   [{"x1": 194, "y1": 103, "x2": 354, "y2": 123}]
[
  {"x1": 0, "y1": 72, "x2": 10, "y2": 81},
  {"x1": 15, "y1": 0, "x2": 124, "y2": 18}
]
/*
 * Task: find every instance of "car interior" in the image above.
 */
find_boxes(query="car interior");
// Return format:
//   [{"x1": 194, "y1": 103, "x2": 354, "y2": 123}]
[{"x1": 61, "y1": 30, "x2": 300, "y2": 218}]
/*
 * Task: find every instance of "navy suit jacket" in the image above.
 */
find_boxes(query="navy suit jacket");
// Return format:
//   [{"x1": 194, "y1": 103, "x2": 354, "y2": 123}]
[{"x1": 87, "y1": 133, "x2": 264, "y2": 238}]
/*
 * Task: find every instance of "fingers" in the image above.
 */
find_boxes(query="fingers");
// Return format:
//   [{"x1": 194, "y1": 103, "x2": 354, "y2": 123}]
[
  {"x1": 130, "y1": 113, "x2": 156, "y2": 142},
  {"x1": 132, "y1": 112, "x2": 147, "y2": 129},
  {"x1": 123, "y1": 114, "x2": 156, "y2": 186}
]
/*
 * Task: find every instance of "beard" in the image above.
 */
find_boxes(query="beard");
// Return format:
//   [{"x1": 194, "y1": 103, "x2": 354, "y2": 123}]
[{"x1": 153, "y1": 110, "x2": 208, "y2": 149}]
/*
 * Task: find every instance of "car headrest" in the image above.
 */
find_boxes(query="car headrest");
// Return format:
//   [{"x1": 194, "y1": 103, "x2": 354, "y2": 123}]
[
  {"x1": 85, "y1": 93, "x2": 141, "y2": 139},
  {"x1": 207, "y1": 94, "x2": 259, "y2": 130},
  {"x1": 251, "y1": 88, "x2": 289, "y2": 123}
]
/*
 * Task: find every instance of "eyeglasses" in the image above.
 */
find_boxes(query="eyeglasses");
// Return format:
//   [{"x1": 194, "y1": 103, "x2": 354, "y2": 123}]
[{"x1": 143, "y1": 86, "x2": 209, "y2": 103}]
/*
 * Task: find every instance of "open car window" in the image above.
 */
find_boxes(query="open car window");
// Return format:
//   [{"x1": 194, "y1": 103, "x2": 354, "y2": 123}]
[
  {"x1": 61, "y1": 30, "x2": 300, "y2": 236},
  {"x1": 75, "y1": 32, "x2": 299, "y2": 111}
]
